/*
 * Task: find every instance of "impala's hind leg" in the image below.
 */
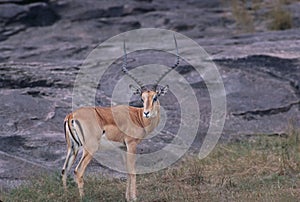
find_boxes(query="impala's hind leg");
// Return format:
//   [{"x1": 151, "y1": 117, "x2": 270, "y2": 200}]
[
  {"x1": 62, "y1": 121, "x2": 79, "y2": 190},
  {"x1": 62, "y1": 145, "x2": 79, "y2": 190},
  {"x1": 74, "y1": 148, "x2": 93, "y2": 198}
]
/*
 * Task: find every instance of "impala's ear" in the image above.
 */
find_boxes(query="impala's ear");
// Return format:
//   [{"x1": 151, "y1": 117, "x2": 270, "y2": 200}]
[
  {"x1": 129, "y1": 84, "x2": 142, "y2": 95},
  {"x1": 157, "y1": 85, "x2": 169, "y2": 96}
]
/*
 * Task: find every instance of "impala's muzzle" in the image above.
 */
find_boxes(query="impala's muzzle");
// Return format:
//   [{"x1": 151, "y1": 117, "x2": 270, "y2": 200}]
[{"x1": 143, "y1": 111, "x2": 150, "y2": 118}]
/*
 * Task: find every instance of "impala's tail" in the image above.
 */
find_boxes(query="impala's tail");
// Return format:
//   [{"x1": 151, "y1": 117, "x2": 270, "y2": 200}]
[{"x1": 61, "y1": 114, "x2": 81, "y2": 190}]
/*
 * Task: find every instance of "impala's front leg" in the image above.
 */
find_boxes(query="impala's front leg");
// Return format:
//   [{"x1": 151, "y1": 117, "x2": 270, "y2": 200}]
[{"x1": 125, "y1": 140, "x2": 137, "y2": 201}]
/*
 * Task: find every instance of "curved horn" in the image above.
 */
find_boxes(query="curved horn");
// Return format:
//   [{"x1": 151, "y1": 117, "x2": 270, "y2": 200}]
[
  {"x1": 122, "y1": 41, "x2": 144, "y2": 87},
  {"x1": 154, "y1": 34, "x2": 180, "y2": 88}
]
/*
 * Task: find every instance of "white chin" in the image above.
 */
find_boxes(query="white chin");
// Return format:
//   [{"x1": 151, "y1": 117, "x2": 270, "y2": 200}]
[{"x1": 144, "y1": 114, "x2": 153, "y2": 118}]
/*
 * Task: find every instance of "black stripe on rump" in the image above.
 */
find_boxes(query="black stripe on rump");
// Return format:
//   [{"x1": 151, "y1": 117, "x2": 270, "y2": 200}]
[
  {"x1": 69, "y1": 119, "x2": 81, "y2": 146},
  {"x1": 63, "y1": 121, "x2": 67, "y2": 142},
  {"x1": 74, "y1": 120, "x2": 85, "y2": 144}
]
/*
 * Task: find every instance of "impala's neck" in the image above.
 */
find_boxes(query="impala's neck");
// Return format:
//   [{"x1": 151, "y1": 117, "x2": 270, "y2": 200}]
[{"x1": 139, "y1": 104, "x2": 160, "y2": 134}]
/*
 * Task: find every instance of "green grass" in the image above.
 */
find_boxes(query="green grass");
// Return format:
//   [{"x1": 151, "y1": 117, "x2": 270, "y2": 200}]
[
  {"x1": 1, "y1": 173, "x2": 126, "y2": 202},
  {"x1": 2, "y1": 128, "x2": 300, "y2": 201}
]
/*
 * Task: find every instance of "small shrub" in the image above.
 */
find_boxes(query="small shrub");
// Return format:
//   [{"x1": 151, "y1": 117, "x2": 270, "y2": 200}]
[
  {"x1": 269, "y1": 2, "x2": 293, "y2": 30},
  {"x1": 231, "y1": 0, "x2": 255, "y2": 33}
]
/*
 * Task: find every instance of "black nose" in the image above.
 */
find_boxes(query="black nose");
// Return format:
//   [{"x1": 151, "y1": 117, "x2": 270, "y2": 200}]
[{"x1": 144, "y1": 111, "x2": 149, "y2": 116}]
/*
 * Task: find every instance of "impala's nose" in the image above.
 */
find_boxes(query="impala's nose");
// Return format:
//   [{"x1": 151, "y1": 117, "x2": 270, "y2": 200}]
[{"x1": 143, "y1": 111, "x2": 150, "y2": 118}]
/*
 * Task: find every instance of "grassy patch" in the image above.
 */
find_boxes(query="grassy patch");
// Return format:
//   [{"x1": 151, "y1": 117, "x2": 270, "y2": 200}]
[
  {"x1": 2, "y1": 173, "x2": 126, "y2": 202},
  {"x1": 3, "y1": 129, "x2": 300, "y2": 201}
]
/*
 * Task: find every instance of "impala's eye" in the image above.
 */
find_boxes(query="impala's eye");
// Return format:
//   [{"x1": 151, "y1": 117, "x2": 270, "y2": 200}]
[
  {"x1": 141, "y1": 98, "x2": 144, "y2": 102},
  {"x1": 153, "y1": 96, "x2": 157, "y2": 102}
]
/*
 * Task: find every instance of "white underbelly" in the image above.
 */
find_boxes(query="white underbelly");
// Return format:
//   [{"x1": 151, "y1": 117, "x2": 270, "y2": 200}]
[{"x1": 99, "y1": 134, "x2": 125, "y2": 150}]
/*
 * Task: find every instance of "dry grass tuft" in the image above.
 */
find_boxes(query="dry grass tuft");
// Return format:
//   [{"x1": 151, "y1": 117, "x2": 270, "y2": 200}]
[
  {"x1": 230, "y1": 0, "x2": 255, "y2": 33},
  {"x1": 269, "y1": 1, "x2": 293, "y2": 30}
]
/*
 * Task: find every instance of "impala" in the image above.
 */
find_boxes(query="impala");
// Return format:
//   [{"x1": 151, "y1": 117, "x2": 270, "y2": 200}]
[{"x1": 61, "y1": 36, "x2": 179, "y2": 201}]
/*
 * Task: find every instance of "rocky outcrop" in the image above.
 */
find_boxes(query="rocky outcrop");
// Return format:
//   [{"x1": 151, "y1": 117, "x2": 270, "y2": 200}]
[
  {"x1": 0, "y1": 0, "x2": 299, "y2": 191},
  {"x1": 216, "y1": 55, "x2": 300, "y2": 140}
]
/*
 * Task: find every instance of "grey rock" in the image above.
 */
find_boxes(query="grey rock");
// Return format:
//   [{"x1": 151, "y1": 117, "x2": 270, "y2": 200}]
[
  {"x1": 0, "y1": 4, "x2": 27, "y2": 21},
  {"x1": 18, "y1": 2, "x2": 60, "y2": 27}
]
